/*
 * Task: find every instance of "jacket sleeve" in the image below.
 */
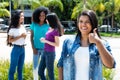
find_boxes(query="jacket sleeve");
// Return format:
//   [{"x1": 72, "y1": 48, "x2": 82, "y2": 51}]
[
  {"x1": 57, "y1": 39, "x2": 69, "y2": 68},
  {"x1": 104, "y1": 40, "x2": 116, "y2": 68}
]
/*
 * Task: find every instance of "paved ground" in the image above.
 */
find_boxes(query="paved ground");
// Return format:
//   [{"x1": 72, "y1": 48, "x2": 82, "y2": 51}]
[{"x1": 0, "y1": 32, "x2": 120, "y2": 79}]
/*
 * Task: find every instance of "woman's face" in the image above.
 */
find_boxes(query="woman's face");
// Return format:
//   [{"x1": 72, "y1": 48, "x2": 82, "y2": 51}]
[
  {"x1": 39, "y1": 11, "x2": 46, "y2": 22},
  {"x1": 78, "y1": 15, "x2": 92, "y2": 35},
  {"x1": 19, "y1": 12, "x2": 24, "y2": 24}
]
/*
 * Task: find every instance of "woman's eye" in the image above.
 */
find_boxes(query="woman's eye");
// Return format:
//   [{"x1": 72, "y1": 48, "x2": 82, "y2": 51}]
[{"x1": 79, "y1": 20, "x2": 91, "y2": 25}]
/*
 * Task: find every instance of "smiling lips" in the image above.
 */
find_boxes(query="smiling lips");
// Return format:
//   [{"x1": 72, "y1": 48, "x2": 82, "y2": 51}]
[{"x1": 81, "y1": 27, "x2": 88, "y2": 31}]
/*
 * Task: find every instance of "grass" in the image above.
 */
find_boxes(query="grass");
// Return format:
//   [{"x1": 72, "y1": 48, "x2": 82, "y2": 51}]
[
  {"x1": 0, "y1": 59, "x2": 58, "y2": 80},
  {"x1": 0, "y1": 59, "x2": 115, "y2": 80},
  {"x1": 100, "y1": 32, "x2": 120, "y2": 38}
]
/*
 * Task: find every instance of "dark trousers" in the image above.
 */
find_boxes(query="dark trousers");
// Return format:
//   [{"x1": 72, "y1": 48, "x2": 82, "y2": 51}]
[{"x1": 38, "y1": 51, "x2": 55, "y2": 80}]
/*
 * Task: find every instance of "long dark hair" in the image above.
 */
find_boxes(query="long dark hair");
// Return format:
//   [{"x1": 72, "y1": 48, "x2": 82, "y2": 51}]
[
  {"x1": 77, "y1": 10, "x2": 101, "y2": 38},
  {"x1": 7, "y1": 10, "x2": 23, "y2": 46},
  {"x1": 46, "y1": 13, "x2": 62, "y2": 36},
  {"x1": 32, "y1": 6, "x2": 50, "y2": 23}
]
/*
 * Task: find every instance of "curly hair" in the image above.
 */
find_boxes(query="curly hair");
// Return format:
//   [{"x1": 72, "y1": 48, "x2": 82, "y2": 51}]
[{"x1": 32, "y1": 6, "x2": 50, "y2": 23}]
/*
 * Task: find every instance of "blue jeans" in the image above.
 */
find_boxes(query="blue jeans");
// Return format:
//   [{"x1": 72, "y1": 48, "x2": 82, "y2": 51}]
[
  {"x1": 8, "y1": 45, "x2": 25, "y2": 80},
  {"x1": 38, "y1": 51, "x2": 55, "y2": 80},
  {"x1": 33, "y1": 49, "x2": 44, "y2": 80}
]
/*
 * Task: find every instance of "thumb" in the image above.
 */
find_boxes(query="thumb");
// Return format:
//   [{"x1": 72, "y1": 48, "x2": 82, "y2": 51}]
[{"x1": 93, "y1": 28, "x2": 97, "y2": 36}]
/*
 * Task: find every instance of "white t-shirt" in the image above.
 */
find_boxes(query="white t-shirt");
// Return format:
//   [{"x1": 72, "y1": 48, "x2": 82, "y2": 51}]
[
  {"x1": 74, "y1": 47, "x2": 89, "y2": 80},
  {"x1": 8, "y1": 25, "x2": 26, "y2": 45}
]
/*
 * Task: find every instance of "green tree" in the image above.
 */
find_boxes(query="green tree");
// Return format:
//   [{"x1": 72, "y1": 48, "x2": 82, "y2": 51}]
[
  {"x1": 41, "y1": 0, "x2": 63, "y2": 12},
  {"x1": 12, "y1": 0, "x2": 32, "y2": 10},
  {"x1": 29, "y1": 0, "x2": 41, "y2": 10},
  {"x1": 71, "y1": 0, "x2": 100, "y2": 20},
  {"x1": 104, "y1": 0, "x2": 120, "y2": 29},
  {"x1": 11, "y1": 0, "x2": 63, "y2": 12},
  {"x1": 71, "y1": 2, "x2": 84, "y2": 20},
  {"x1": 60, "y1": 0, "x2": 76, "y2": 20},
  {"x1": 114, "y1": 12, "x2": 120, "y2": 28},
  {"x1": 0, "y1": 2, "x2": 10, "y2": 17}
]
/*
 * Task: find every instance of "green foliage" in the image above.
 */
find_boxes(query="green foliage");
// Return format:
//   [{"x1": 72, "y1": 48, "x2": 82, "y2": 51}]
[
  {"x1": 54, "y1": 62, "x2": 59, "y2": 80},
  {"x1": 103, "y1": 66, "x2": 115, "y2": 80},
  {"x1": 0, "y1": 59, "x2": 33, "y2": 80},
  {"x1": 0, "y1": 59, "x2": 115, "y2": 80},
  {"x1": 61, "y1": 0, "x2": 77, "y2": 20},
  {"x1": 0, "y1": 59, "x2": 59, "y2": 80},
  {"x1": 100, "y1": 32, "x2": 120, "y2": 38},
  {"x1": 23, "y1": 63, "x2": 33, "y2": 80},
  {"x1": 64, "y1": 31, "x2": 76, "y2": 34},
  {"x1": 0, "y1": 2, "x2": 10, "y2": 17},
  {"x1": 30, "y1": 0, "x2": 41, "y2": 10},
  {"x1": 71, "y1": 2, "x2": 83, "y2": 20},
  {"x1": 0, "y1": 9, "x2": 10, "y2": 17},
  {"x1": 42, "y1": 0, "x2": 63, "y2": 12},
  {"x1": 0, "y1": 2, "x2": 9, "y2": 8},
  {"x1": 0, "y1": 59, "x2": 9, "y2": 80}
]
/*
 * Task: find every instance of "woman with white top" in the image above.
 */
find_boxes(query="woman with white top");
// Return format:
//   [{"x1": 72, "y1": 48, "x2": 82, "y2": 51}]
[
  {"x1": 57, "y1": 10, "x2": 116, "y2": 80},
  {"x1": 7, "y1": 10, "x2": 27, "y2": 80}
]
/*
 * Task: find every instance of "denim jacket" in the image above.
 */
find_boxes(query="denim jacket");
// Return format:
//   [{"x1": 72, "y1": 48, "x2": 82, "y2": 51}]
[{"x1": 57, "y1": 35, "x2": 115, "y2": 80}]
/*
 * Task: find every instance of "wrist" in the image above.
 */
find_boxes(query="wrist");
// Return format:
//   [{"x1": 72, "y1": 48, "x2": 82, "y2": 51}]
[
  {"x1": 44, "y1": 40, "x2": 47, "y2": 43},
  {"x1": 95, "y1": 39, "x2": 102, "y2": 45}
]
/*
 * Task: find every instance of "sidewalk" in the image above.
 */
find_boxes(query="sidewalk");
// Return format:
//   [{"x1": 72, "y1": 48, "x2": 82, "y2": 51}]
[{"x1": 0, "y1": 32, "x2": 72, "y2": 62}]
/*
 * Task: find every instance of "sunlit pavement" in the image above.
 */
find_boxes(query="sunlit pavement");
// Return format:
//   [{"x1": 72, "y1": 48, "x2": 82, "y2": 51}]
[{"x1": 0, "y1": 32, "x2": 120, "y2": 79}]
